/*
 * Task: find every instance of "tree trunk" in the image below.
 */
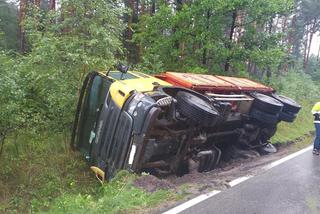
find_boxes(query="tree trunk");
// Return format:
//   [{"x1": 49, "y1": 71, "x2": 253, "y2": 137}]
[
  {"x1": 202, "y1": 10, "x2": 210, "y2": 66},
  {"x1": 317, "y1": 43, "x2": 320, "y2": 61},
  {"x1": 304, "y1": 18, "x2": 317, "y2": 71},
  {"x1": 49, "y1": 0, "x2": 56, "y2": 10},
  {"x1": 150, "y1": 0, "x2": 156, "y2": 15},
  {"x1": 224, "y1": 10, "x2": 237, "y2": 73},
  {"x1": 266, "y1": 16, "x2": 274, "y2": 78},
  {"x1": 35, "y1": 0, "x2": 40, "y2": 7},
  {"x1": 174, "y1": 0, "x2": 184, "y2": 64},
  {"x1": 303, "y1": 25, "x2": 309, "y2": 71},
  {"x1": 176, "y1": 0, "x2": 183, "y2": 11},
  {"x1": 126, "y1": 0, "x2": 135, "y2": 63},
  {"x1": 235, "y1": 10, "x2": 245, "y2": 42},
  {"x1": 281, "y1": 16, "x2": 288, "y2": 46},
  {"x1": 287, "y1": 15, "x2": 296, "y2": 54},
  {"x1": 136, "y1": 0, "x2": 145, "y2": 63},
  {"x1": 141, "y1": 0, "x2": 145, "y2": 14},
  {"x1": 19, "y1": 0, "x2": 26, "y2": 53}
]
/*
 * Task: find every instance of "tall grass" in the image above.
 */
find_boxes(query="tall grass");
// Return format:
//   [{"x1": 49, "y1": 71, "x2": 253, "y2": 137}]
[
  {"x1": 271, "y1": 101, "x2": 314, "y2": 143},
  {"x1": 44, "y1": 171, "x2": 175, "y2": 214},
  {"x1": 0, "y1": 133, "x2": 175, "y2": 214},
  {"x1": 0, "y1": 132, "x2": 99, "y2": 213}
]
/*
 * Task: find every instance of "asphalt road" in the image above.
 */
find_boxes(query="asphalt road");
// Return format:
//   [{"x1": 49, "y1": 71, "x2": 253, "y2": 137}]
[{"x1": 181, "y1": 149, "x2": 320, "y2": 214}]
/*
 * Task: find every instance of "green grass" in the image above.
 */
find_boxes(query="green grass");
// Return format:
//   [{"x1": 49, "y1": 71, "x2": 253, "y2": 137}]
[
  {"x1": 271, "y1": 101, "x2": 314, "y2": 144},
  {"x1": 290, "y1": 134, "x2": 314, "y2": 152},
  {"x1": 43, "y1": 171, "x2": 176, "y2": 214},
  {"x1": 0, "y1": 132, "x2": 99, "y2": 213},
  {"x1": 0, "y1": 133, "x2": 176, "y2": 214}
]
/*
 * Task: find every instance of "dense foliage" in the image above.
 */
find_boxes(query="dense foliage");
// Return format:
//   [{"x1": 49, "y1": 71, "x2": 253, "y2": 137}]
[
  {"x1": 134, "y1": 0, "x2": 292, "y2": 76},
  {"x1": 0, "y1": 52, "x2": 24, "y2": 143},
  {"x1": 1, "y1": 0, "x2": 124, "y2": 133}
]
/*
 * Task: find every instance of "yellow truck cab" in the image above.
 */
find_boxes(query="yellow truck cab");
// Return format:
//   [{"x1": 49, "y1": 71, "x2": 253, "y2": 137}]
[{"x1": 71, "y1": 70, "x2": 171, "y2": 180}]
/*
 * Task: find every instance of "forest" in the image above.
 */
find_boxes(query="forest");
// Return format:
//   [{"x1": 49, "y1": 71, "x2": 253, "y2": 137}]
[{"x1": 0, "y1": 0, "x2": 320, "y2": 213}]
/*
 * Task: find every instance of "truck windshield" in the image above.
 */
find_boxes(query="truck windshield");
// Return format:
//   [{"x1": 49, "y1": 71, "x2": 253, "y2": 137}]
[
  {"x1": 75, "y1": 75, "x2": 111, "y2": 154},
  {"x1": 108, "y1": 71, "x2": 138, "y2": 80}
]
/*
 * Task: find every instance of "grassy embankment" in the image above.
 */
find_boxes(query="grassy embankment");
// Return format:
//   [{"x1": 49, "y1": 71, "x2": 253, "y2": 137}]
[
  {"x1": 269, "y1": 71, "x2": 318, "y2": 146},
  {"x1": 271, "y1": 101, "x2": 314, "y2": 145},
  {"x1": 0, "y1": 133, "x2": 177, "y2": 213}
]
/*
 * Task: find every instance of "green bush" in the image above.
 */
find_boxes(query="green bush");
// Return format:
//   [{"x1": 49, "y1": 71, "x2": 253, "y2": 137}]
[
  {"x1": 0, "y1": 52, "x2": 25, "y2": 139},
  {"x1": 13, "y1": 0, "x2": 125, "y2": 132},
  {"x1": 268, "y1": 70, "x2": 320, "y2": 101}
]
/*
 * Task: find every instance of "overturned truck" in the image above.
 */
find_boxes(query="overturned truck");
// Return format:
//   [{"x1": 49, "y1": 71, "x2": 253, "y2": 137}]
[{"x1": 71, "y1": 70, "x2": 301, "y2": 182}]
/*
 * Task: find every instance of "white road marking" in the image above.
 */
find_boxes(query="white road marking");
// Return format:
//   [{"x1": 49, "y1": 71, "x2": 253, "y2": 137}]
[
  {"x1": 229, "y1": 175, "x2": 253, "y2": 187},
  {"x1": 162, "y1": 145, "x2": 313, "y2": 214},
  {"x1": 262, "y1": 145, "x2": 312, "y2": 171},
  {"x1": 162, "y1": 190, "x2": 221, "y2": 214}
]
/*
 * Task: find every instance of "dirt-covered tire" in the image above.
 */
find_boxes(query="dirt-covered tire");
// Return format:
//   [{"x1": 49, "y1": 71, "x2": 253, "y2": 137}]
[
  {"x1": 250, "y1": 93, "x2": 284, "y2": 115},
  {"x1": 279, "y1": 111, "x2": 297, "y2": 123},
  {"x1": 176, "y1": 91, "x2": 220, "y2": 127},
  {"x1": 250, "y1": 108, "x2": 279, "y2": 124},
  {"x1": 271, "y1": 93, "x2": 301, "y2": 114}
]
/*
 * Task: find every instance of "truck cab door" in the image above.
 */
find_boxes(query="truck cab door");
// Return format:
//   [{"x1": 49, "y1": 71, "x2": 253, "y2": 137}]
[{"x1": 71, "y1": 72, "x2": 113, "y2": 159}]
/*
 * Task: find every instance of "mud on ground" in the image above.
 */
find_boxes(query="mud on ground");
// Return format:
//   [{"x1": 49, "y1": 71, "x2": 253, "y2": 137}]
[{"x1": 133, "y1": 134, "x2": 313, "y2": 214}]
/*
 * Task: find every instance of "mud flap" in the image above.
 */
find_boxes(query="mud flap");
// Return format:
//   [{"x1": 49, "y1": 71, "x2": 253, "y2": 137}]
[{"x1": 90, "y1": 166, "x2": 105, "y2": 184}]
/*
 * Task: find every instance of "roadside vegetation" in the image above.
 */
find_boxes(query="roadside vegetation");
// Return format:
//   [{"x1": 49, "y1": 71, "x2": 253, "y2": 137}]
[
  {"x1": 270, "y1": 71, "x2": 319, "y2": 143},
  {"x1": 1, "y1": 0, "x2": 320, "y2": 213}
]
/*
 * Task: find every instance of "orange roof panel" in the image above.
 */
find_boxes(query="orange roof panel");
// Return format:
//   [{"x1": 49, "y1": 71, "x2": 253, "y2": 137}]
[
  {"x1": 157, "y1": 72, "x2": 274, "y2": 93},
  {"x1": 216, "y1": 76, "x2": 273, "y2": 92}
]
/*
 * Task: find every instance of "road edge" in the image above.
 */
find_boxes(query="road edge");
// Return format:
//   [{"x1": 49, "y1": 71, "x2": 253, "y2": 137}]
[{"x1": 162, "y1": 145, "x2": 312, "y2": 214}]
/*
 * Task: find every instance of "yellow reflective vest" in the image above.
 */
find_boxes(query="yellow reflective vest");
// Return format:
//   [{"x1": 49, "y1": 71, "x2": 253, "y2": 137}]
[{"x1": 312, "y1": 102, "x2": 320, "y2": 114}]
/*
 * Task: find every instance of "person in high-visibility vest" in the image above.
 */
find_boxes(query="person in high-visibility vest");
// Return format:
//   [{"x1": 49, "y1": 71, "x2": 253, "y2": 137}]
[{"x1": 311, "y1": 102, "x2": 320, "y2": 155}]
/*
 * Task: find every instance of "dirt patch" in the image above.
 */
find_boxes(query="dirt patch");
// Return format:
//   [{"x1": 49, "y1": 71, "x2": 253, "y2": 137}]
[
  {"x1": 168, "y1": 134, "x2": 313, "y2": 189},
  {"x1": 133, "y1": 174, "x2": 176, "y2": 192}
]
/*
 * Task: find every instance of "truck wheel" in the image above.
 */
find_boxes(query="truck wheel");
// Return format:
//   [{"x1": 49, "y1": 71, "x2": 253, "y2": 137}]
[
  {"x1": 279, "y1": 111, "x2": 297, "y2": 123},
  {"x1": 251, "y1": 93, "x2": 283, "y2": 115},
  {"x1": 250, "y1": 108, "x2": 279, "y2": 124},
  {"x1": 271, "y1": 94, "x2": 301, "y2": 114},
  {"x1": 176, "y1": 91, "x2": 220, "y2": 127}
]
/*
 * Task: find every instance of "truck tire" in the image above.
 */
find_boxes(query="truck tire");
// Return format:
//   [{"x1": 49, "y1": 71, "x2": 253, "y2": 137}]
[
  {"x1": 279, "y1": 111, "x2": 297, "y2": 123},
  {"x1": 176, "y1": 91, "x2": 220, "y2": 127},
  {"x1": 250, "y1": 107, "x2": 279, "y2": 124},
  {"x1": 251, "y1": 93, "x2": 283, "y2": 115},
  {"x1": 271, "y1": 94, "x2": 301, "y2": 114}
]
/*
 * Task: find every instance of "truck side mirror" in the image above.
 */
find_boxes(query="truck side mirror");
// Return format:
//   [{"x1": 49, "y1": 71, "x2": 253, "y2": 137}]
[{"x1": 117, "y1": 64, "x2": 129, "y2": 74}]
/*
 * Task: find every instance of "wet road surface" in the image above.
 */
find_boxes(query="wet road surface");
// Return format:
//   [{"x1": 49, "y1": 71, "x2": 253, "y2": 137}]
[{"x1": 182, "y1": 148, "x2": 320, "y2": 214}]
